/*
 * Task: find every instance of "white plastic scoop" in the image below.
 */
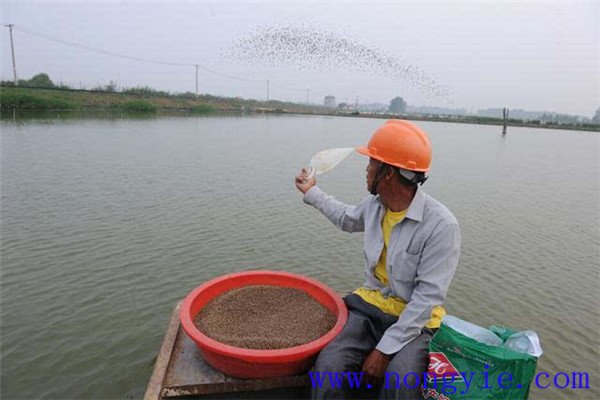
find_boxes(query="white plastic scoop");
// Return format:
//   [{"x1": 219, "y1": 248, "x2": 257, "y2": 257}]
[{"x1": 306, "y1": 147, "x2": 355, "y2": 179}]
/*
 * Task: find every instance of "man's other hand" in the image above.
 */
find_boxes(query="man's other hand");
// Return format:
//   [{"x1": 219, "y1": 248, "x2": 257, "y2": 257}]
[
  {"x1": 295, "y1": 168, "x2": 316, "y2": 194},
  {"x1": 361, "y1": 349, "x2": 391, "y2": 387}
]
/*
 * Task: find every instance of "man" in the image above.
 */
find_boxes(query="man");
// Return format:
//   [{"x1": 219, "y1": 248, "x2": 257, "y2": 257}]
[{"x1": 295, "y1": 120, "x2": 461, "y2": 400}]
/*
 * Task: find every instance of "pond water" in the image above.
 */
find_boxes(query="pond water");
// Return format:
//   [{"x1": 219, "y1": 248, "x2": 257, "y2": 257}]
[{"x1": 1, "y1": 112, "x2": 598, "y2": 399}]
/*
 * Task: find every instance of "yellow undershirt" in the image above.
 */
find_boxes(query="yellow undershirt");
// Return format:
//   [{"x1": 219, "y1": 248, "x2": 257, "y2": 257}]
[{"x1": 354, "y1": 208, "x2": 445, "y2": 329}]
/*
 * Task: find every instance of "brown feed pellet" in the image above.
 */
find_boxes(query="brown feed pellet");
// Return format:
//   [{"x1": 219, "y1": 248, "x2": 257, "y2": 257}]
[{"x1": 194, "y1": 285, "x2": 337, "y2": 350}]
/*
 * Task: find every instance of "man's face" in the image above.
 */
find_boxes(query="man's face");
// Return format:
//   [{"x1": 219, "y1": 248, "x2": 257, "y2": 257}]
[{"x1": 366, "y1": 158, "x2": 380, "y2": 191}]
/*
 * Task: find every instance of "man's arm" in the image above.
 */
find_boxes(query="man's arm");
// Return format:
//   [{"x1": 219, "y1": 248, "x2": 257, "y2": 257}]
[
  {"x1": 376, "y1": 221, "x2": 461, "y2": 355},
  {"x1": 295, "y1": 169, "x2": 368, "y2": 233}
]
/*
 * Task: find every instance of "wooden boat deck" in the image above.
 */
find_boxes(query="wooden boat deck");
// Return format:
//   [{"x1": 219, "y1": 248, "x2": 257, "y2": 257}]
[{"x1": 144, "y1": 302, "x2": 311, "y2": 399}]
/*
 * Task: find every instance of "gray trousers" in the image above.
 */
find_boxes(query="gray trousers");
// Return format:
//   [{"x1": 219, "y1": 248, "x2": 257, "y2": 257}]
[{"x1": 312, "y1": 294, "x2": 435, "y2": 400}]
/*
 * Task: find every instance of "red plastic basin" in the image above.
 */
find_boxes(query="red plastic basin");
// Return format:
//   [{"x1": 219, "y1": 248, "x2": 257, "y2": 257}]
[{"x1": 180, "y1": 270, "x2": 348, "y2": 379}]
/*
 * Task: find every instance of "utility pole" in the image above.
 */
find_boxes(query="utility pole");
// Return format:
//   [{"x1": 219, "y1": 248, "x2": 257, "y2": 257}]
[
  {"x1": 266, "y1": 79, "x2": 269, "y2": 102},
  {"x1": 5, "y1": 24, "x2": 18, "y2": 85},
  {"x1": 306, "y1": 89, "x2": 309, "y2": 105},
  {"x1": 195, "y1": 64, "x2": 199, "y2": 98}
]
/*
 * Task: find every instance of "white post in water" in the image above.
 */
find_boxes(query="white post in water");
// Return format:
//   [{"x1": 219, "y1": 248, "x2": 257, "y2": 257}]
[
  {"x1": 266, "y1": 79, "x2": 269, "y2": 102},
  {"x1": 502, "y1": 107, "x2": 509, "y2": 135},
  {"x1": 195, "y1": 64, "x2": 199, "y2": 98},
  {"x1": 5, "y1": 24, "x2": 18, "y2": 85}
]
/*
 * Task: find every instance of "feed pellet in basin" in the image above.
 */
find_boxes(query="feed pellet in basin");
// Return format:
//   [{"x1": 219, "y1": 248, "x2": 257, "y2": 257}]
[{"x1": 194, "y1": 285, "x2": 337, "y2": 350}]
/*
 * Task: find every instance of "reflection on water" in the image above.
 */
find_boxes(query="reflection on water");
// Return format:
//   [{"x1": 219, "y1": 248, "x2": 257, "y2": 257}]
[
  {"x1": 1, "y1": 113, "x2": 599, "y2": 399},
  {"x1": 0, "y1": 109, "x2": 236, "y2": 123}
]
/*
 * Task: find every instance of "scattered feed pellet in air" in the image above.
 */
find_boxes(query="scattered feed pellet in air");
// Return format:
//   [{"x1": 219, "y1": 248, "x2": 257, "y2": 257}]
[{"x1": 225, "y1": 22, "x2": 449, "y2": 99}]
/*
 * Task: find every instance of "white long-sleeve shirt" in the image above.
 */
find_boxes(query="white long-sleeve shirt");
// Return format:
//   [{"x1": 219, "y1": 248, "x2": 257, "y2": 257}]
[{"x1": 303, "y1": 185, "x2": 461, "y2": 355}]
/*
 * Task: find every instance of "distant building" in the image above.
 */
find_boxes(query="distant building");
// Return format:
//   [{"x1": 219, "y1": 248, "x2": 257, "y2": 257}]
[{"x1": 324, "y1": 95, "x2": 336, "y2": 108}]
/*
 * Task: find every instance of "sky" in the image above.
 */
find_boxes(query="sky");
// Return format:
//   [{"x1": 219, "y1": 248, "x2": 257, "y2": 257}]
[{"x1": 1, "y1": 1, "x2": 598, "y2": 116}]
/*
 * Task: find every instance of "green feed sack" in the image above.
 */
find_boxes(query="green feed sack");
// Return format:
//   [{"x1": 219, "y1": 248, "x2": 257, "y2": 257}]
[{"x1": 424, "y1": 322, "x2": 538, "y2": 399}]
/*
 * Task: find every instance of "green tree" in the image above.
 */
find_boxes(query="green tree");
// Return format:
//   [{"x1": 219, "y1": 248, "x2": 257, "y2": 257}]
[
  {"x1": 592, "y1": 108, "x2": 600, "y2": 124},
  {"x1": 388, "y1": 96, "x2": 407, "y2": 114},
  {"x1": 27, "y1": 73, "x2": 55, "y2": 88}
]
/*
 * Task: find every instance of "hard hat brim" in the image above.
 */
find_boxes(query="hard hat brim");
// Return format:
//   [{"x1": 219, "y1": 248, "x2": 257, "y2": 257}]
[
  {"x1": 356, "y1": 145, "x2": 430, "y2": 172},
  {"x1": 356, "y1": 146, "x2": 387, "y2": 165},
  {"x1": 355, "y1": 146, "x2": 372, "y2": 157}
]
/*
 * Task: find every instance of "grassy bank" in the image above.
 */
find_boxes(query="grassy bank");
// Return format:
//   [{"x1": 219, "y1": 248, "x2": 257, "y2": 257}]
[
  {"x1": 1, "y1": 85, "x2": 598, "y2": 132},
  {"x1": 0, "y1": 85, "x2": 323, "y2": 114}
]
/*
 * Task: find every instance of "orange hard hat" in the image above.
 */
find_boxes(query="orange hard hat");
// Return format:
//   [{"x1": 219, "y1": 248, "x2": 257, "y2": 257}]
[{"x1": 356, "y1": 120, "x2": 432, "y2": 172}]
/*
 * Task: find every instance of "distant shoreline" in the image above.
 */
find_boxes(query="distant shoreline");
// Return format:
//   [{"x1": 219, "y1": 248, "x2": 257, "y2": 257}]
[
  {"x1": 1, "y1": 85, "x2": 598, "y2": 132},
  {"x1": 269, "y1": 109, "x2": 600, "y2": 132}
]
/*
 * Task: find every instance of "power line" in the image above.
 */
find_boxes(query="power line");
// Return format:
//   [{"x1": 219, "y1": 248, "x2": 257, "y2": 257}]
[
  {"x1": 13, "y1": 24, "x2": 269, "y2": 85},
  {"x1": 5, "y1": 23, "x2": 337, "y2": 103},
  {"x1": 196, "y1": 64, "x2": 264, "y2": 83},
  {"x1": 269, "y1": 81, "x2": 305, "y2": 92},
  {"x1": 15, "y1": 25, "x2": 194, "y2": 67},
  {"x1": 13, "y1": 24, "x2": 269, "y2": 84}
]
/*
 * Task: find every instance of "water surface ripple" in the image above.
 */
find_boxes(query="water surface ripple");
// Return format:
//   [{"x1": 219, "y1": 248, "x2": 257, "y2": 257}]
[{"x1": 1, "y1": 114, "x2": 598, "y2": 399}]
